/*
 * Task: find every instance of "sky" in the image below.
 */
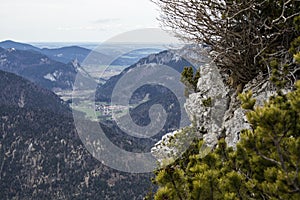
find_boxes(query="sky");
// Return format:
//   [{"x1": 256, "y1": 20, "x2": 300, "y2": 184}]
[{"x1": 0, "y1": 0, "x2": 161, "y2": 42}]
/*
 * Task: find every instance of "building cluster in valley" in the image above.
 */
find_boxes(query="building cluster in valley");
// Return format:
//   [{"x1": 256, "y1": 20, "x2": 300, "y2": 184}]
[{"x1": 95, "y1": 104, "x2": 128, "y2": 117}]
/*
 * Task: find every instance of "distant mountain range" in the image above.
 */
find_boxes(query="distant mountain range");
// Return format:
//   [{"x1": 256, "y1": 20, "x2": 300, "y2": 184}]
[
  {"x1": 96, "y1": 50, "x2": 197, "y2": 102},
  {"x1": 0, "y1": 40, "x2": 164, "y2": 66},
  {"x1": 0, "y1": 40, "x2": 109, "y2": 64},
  {"x1": 0, "y1": 47, "x2": 77, "y2": 90},
  {"x1": 0, "y1": 40, "x2": 166, "y2": 92}
]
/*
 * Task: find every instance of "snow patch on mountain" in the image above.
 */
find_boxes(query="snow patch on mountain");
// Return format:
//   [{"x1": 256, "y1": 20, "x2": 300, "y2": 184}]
[{"x1": 44, "y1": 73, "x2": 56, "y2": 82}]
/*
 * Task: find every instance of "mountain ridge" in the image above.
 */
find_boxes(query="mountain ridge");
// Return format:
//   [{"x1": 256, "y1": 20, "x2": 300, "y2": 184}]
[
  {"x1": 96, "y1": 49, "x2": 198, "y2": 102},
  {"x1": 0, "y1": 69, "x2": 70, "y2": 114},
  {"x1": 0, "y1": 47, "x2": 77, "y2": 90},
  {"x1": 0, "y1": 40, "x2": 110, "y2": 64}
]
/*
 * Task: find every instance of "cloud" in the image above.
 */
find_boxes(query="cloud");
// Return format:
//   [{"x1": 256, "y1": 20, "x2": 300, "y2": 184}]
[
  {"x1": 57, "y1": 26, "x2": 106, "y2": 31},
  {"x1": 94, "y1": 18, "x2": 120, "y2": 24},
  {"x1": 56, "y1": 23, "x2": 127, "y2": 32}
]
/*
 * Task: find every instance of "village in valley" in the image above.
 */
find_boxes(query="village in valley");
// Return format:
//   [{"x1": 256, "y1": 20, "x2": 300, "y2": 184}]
[{"x1": 95, "y1": 103, "x2": 129, "y2": 118}]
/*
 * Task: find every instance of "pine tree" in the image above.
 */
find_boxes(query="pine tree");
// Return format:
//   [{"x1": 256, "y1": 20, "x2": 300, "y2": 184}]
[{"x1": 181, "y1": 67, "x2": 200, "y2": 95}]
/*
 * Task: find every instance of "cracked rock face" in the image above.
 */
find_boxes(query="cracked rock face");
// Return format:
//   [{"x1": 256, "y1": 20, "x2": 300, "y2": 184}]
[
  {"x1": 224, "y1": 75, "x2": 283, "y2": 147},
  {"x1": 187, "y1": 68, "x2": 284, "y2": 148},
  {"x1": 224, "y1": 107, "x2": 250, "y2": 147},
  {"x1": 184, "y1": 63, "x2": 230, "y2": 147}
]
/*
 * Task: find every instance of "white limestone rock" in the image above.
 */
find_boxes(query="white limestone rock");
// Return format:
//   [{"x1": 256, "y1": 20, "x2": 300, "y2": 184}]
[{"x1": 184, "y1": 63, "x2": 230, "y2": 147}]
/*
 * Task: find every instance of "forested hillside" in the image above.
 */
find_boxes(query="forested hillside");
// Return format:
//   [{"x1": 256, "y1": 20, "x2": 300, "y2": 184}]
[
  {"x1": 0, "y1": 70, "x2": 70, "y2": 114},
  {"x1": 0, "y1": 71, "x2": 153, "y2": 199}
]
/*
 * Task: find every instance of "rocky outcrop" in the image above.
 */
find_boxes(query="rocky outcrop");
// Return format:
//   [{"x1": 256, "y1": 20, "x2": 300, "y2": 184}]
[
  {"x1": 152, "y1": 56, "x2": 287, "y2": 162},
  {"x1": 184, "y1": 63, "x2": 230, "y2": 147},
  {"x1": 185, "y1": 64, "x2": 281, "y2": 148},
  {"x1": 151, "y1": 125, "x2": 197, "y2": 166},
  {"x1": 223, "y1": 74, "x2": 283, "y2": 147},
  {"x1": 151, "y1": 130, "x2": 182, "y2": 164}
]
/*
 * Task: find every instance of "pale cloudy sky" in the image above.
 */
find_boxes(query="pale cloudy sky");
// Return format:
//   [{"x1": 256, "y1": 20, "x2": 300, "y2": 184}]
[{"x1": 0, "y1": 0, "x2": 161, "y2": 42}]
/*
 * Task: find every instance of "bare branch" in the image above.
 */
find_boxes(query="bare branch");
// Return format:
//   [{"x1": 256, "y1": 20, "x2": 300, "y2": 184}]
[{"x1": 153, "y1": 0, "x2": 300, "y2": 85}]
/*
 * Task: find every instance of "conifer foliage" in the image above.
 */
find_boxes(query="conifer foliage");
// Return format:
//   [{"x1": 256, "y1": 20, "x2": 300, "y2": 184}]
[{"x1": 181, "y1": 66, "x2": 200, "y2": 95}]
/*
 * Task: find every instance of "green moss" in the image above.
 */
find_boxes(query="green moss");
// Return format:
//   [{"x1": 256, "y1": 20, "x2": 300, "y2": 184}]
[{"x1": 202, "y1": 97, "x2": 212, "y2": 107}]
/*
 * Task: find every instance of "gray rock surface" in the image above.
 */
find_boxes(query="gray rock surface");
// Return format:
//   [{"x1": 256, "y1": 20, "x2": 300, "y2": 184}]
[
  {"x1": 224, "y1": 74, "x2": 283, "y2": 147},
  {"x1": 152, "y1": 59, "x2": 289, "y2": 162},
  {"x1": 184, "y1": 63, "x2": 230, "y2": 147}
]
